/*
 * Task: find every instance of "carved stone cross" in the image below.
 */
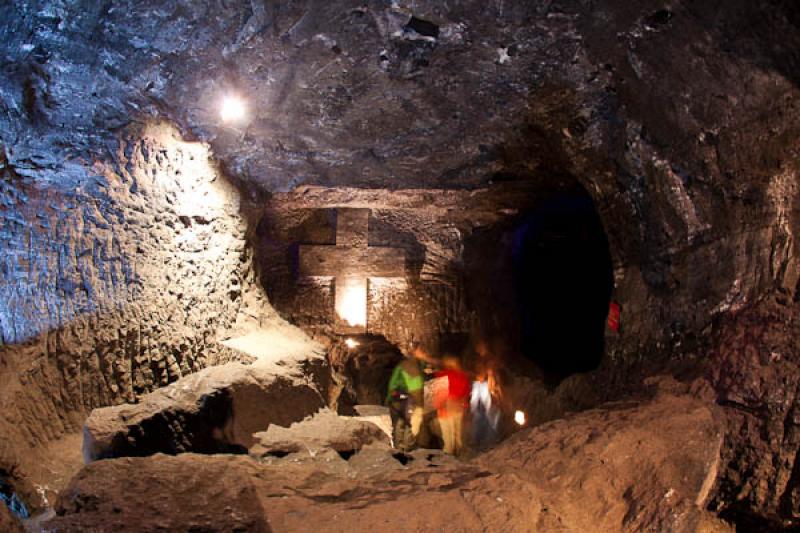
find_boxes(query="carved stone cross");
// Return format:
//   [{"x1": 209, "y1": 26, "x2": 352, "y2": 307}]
[{"x1": 299, "y1": 208, "x2": 406, "y2": 332}]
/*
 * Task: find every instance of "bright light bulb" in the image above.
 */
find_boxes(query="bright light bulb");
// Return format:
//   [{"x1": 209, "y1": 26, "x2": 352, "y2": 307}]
[
  {"x1": 514, "y1": 410, "x2": 526, "y2": 426},
  {"x1": 220, "y1": 95, "x2": 246, "y2": 123},
  {"x1": 345, "y1": 338, "x2": 359, "y2": 349}
]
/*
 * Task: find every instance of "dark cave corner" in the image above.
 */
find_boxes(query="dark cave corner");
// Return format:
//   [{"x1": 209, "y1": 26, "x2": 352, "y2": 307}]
[{"x1": 464, "y1": 183, "x2": 614, "y2": 386}]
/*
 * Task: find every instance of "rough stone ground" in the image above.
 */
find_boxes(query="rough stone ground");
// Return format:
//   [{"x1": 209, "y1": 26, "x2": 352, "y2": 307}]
[
  {"x1": 249, "y1": 407, "x2": 390, "y2": 457},
  {"x1": 42, "y1": 378, "x2": 731, "y2": 533},
  {"x1": 482, "y1": 376, "x2": 725, "y2": 532},
  {"x1": 84, "y1": 324, "x2": 328, "y2": 461},
  {"x1": 21, "y1": 434, "x2": 84, "y2": 512}
]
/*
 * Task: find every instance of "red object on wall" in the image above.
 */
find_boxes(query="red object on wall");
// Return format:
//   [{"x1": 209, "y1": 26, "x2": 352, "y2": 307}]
[{"x1": 607, "y1": 301, "x2": 621, "y2": 333}]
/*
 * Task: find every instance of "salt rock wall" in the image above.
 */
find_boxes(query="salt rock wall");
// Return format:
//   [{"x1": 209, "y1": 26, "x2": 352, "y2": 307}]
[
  {"x1": 256, "y1": 184, "x2": 551, "y2": 352},
  {"x1": 0, "y1": 122, "x2": 271, "y2": 471},
  {"x1": 2, "y1": 0, "x2": 800, "y2": 367},
  {"x1": 706, "y1": 297, "x2": 800, "y2": 526}
]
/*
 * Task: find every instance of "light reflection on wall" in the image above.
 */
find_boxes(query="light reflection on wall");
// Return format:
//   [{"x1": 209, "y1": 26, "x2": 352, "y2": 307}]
[
  {"x1": 0, "y1": 122, "x2": 245, "y2": 345},
  {"x1": 336, "y1": 277, "x2": 367, "y2": 328}
]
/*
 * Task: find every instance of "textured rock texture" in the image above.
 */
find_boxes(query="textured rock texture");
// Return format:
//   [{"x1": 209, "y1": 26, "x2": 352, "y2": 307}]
[
  {"x1": 482, "y1": 378, "x2": 726, "y2": 532},
  {"x1": 325, "y1": 334, "x2": 404, "y2": 411},
  {"x1": 0, "y1": 122, "x2": 274, "y2": 508},
  {"x1": 259, "y1": 184, "x2": 549, "y2": 350},
  {"x1": 0, "y1": 501, "x2": 23, "y2": 533},
  {"x1": 706, "y1": 297, "x2": 800, "y2": 529},
  {"x1": 2, "y1": 0, "x2": 799, "y2": 360},
  {"x1": 84, "y1": 327, "x2": 327, "y2": 461},
  {"x1": 1, "y1": 0, "x2": 800, "y2": 528},
  {"x1": 45, "y1": 386, "x2": 726, "y2": 532},
  {"x1": 249, "y1": 407, "x2": 390, "y2": 457}
]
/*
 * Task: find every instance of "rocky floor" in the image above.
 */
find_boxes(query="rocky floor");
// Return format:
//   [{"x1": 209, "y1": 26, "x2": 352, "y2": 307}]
[
  {"x1": 22, "y1": 434, "x2": 84, "y2": 511},
  {"x1": 249, "y1": 407, "x2": 391, "y2": 458},
  {"x1": 30, "y1": 375, "x2": 733, "y2": 532},
  {"x1": 83, "y1": 326, "x2": 329, "y2": 461},
  {"x1": 0, "y1": 322, "x2": 752, "y2": 532}
]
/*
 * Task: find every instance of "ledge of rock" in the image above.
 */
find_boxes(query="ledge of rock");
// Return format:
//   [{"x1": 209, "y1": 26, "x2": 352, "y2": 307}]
[
  {"x1": 481, "y1": 377, "x2": 728, "y2": 532},
  {"x1": 83, "y1": 327, "x2": 329, "y2": 461},
  {"x1": 44, "y1": 450, "x2": 549, "y2": 532},
  {"x1": 51, "y1": 378, "x2": 730, "y2": 532},
  {"x1": 249, "y1": 408, "x2": 390, "y2": 458}
]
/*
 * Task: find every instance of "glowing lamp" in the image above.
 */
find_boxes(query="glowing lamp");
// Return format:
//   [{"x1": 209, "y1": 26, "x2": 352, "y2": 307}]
[
  {"x1": 220, "y1": 95, "x2": 246, "y2": 123},
  {"x1": 336, "y1": 277, "x2": 367, "y2": 328},
  {"x1": 514, "y1": 410, "x2": 526, "y2": 426},
  {"x1": 344, "y1": 338, "x2": 359, "y2": 349}
]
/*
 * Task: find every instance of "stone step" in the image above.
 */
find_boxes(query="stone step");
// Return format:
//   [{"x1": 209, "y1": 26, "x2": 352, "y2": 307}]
[
  {"x1": 249, "y1": 407, "x2": 390, "y2": 458},
  {"x1": 83, "y1": 328, "x2": 329, "y2": 462}
]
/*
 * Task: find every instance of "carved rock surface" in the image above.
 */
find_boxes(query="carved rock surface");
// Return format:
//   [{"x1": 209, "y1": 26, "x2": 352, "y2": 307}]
[
  {"x1": 0, "y1": 122, "x2": 273, "y2": 492},
  {"x1": 2, "y1": 1, "x2": 799, "y2": 361},
  {"x1": 44, "y1": 450, "x2": 553, "y2": 533},
  {"x1": 83, "y1": 331, "x2": 328, "y2": 461},
  {"x1": 50, "y1": 385, "x2": 726, "y2": 532},
  {"x1": 1, "y1": 1, "x2": 800, "y2": 529},
  {"x1": 480, "y1": 380, "x2": 727, "y2": 533},
  {"x1": 249, "y1": 408, "x2": 390, "y2": 457},
  {"x1": 325, "y1": 335, "x2": 404, "y2": 412},
  {"x1": 706, "y1": 297, "x2": 800, "y2": 528}
]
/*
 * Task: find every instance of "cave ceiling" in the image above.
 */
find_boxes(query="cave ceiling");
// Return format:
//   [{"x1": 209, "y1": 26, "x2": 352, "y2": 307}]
[{"x1": 2, "y1": 0, "x2": 799, "y2": 195}]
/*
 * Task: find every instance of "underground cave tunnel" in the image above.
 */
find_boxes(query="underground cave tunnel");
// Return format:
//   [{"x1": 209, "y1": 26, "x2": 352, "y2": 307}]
[
  {"x1": 513, "y1": 192, "x2": 614, "y2": 383},
  {"x1": 462, "y1": 183, "x2": 614, "y2": 385},
  {"x1": 4, "y1": 0, "x2": 800, "y2": 531}
]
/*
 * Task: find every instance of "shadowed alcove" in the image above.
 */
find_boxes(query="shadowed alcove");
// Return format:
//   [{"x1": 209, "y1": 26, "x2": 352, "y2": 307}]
[
  {"x1": 513, "y1": 191, "x2": 614, "y2": 382},
  {"x1": 464, "y1": 183, "x2": 613, "y2": 384}
]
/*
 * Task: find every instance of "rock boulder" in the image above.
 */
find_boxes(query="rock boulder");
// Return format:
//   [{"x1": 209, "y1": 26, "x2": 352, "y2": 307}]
[
  {"x1": 249, "y1": 408, "x2": 390, "y2": 458},
  {"x1": 54, "y1": 380, "x2": 730, "y2": 532},
  {"x1": 83, "y1": 333, "x2": 329, "y2": 461},
  {"x1": 481, "y1": 377, "x2": 727, "y2": 532}
]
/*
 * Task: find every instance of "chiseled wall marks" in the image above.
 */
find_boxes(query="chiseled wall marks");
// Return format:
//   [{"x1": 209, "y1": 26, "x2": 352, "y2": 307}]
[{"x1": 0, "y1": 122, "x2": 268, "y2": 453}]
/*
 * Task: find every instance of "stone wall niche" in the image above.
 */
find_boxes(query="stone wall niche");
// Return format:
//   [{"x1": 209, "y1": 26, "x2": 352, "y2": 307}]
[
  {"x1": 255, "y1": 183, "x2": 609, "y2": 370},
  {"x1": 463, "y1": 189, "x2": 614, "y2": 384}
]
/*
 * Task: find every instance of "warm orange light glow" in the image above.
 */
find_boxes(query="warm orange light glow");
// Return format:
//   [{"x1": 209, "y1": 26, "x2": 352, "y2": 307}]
[
  {"x1": 336, "y1": 277, "x2": 367, "y2": 327},
  {"x1": 345, "y1": 338, "x2": 359, "y2": 349},
  {"x1": 514, "y1": 410, "x2": 526, "y2": 426}
]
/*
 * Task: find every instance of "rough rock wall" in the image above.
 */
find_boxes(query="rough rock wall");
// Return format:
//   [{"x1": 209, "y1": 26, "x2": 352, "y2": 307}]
[
  {"x1": 2, "y1": 0, "x2": 800, "y2": 525},
  {"x1": 707, "y1": 297, "x2": 800, "y2": 527},
  {"x1": 574, "y1": 3, "x2": 800, "y2": 365},
  {"x1": 257, "y1": 184, "x2": 553, "y2": 351},
  {"x1": 3, "y1": 0, "x2": 798, "y2": 364},
  {"x1": 0, "y1": 123, "x2": 272, "y2": 478}
]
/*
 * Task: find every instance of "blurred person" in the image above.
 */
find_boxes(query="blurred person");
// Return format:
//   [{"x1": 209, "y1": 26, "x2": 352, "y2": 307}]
[
  {"x1": 386, "y1": 342, "x2": 430, "y2": 451},
  {"x1": 433, "y1": 355, "x2": 471, "y2": 455},
  {"x1": 470, "y1": 340, "x2": 502, "y2": 451}
]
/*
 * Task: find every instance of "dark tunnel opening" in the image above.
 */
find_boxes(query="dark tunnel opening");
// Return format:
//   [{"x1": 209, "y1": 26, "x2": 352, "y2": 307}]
[{"x1": 512, "y1": 192, "x2": 614, "y2": 384}]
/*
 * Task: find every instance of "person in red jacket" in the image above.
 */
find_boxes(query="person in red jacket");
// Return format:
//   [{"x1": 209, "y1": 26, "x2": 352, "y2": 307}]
[{"x1": 433, "y1": 355, "x2": 471, "y2": 455}]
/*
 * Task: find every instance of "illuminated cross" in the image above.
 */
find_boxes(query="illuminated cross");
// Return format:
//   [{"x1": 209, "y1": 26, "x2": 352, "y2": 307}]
[{"x1": 299, "y1": 208, "x2": 406, "y2": 332}]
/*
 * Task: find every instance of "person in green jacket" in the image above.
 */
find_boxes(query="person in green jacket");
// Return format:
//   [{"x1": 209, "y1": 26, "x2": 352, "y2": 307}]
[{"x1": 386, "y1": 343, "x2": 430, "y2": 451}]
